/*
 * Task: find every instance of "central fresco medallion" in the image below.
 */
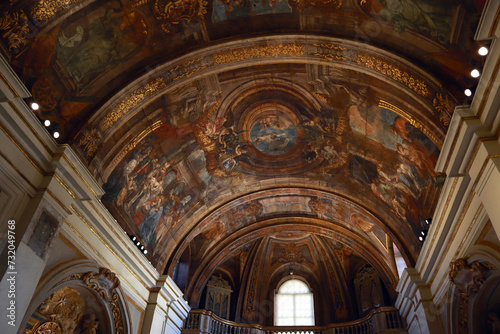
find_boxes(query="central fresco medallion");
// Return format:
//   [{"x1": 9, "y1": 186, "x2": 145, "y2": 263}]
[{"x1": 250, "y1": 112, "x2": 297, "y2": 155}]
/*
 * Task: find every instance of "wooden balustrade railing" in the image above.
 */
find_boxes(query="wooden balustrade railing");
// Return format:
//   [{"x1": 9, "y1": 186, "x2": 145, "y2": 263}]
[{"x1": 182, "y1": 307, "x2": 406, "y2": 334}]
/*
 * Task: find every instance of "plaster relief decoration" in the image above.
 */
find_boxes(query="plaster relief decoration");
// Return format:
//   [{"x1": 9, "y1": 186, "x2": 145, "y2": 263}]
[
  {"x1": 354, "y1": 265, "x2": 383, "y2": 315},
  {"x1": 0, "y1": 7, "x2": 30, "y2": 52},
  {"x1": 48, "y1": 268, "x2": 125, "y2": 334},
  {"x1": 31, "y1": 0, "x2": 81, "y2": 22},
  {"x1": 24, "y1": 286, "x2": 99, "y2": 334},
  {"x1": 153, "y1": 0, "x2": 208, "y2": 32},
  {"x1": 28, "y1": 210, "x2": 59, "y2": 259},
  {"x1": 205, "y1": 275, "x2": 233, "y2": 319},
  {"x1": 449, "y1": 258, "x2": 493, "y2": 334},
  {"x1": 276, "y1": 244, "x2": 307, "y2": 263}
]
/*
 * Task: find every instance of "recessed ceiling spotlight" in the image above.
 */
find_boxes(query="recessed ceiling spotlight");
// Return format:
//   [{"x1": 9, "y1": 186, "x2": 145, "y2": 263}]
[
  {"x1": 478, "y1": 46, "x2": 489, "y2": 56},
  {"x1": 53, "y1": 131, "x2": 60, "y2": 139},
  {"x1": 144, "y1": 250, "x2": 148, "y2": 254},
  {"x1": 464, "y1": 89, "x2": 472, "y2": 97},
  {"x1": 419, "y1": 236, "x2": 424, "y2": 242},
  {"x1": 132, "y1": 236, "x2": 136, "y2": 241},
  {"x1": 31, "y1": 102, "x2": 39, "y2": 110},
  {"x1": 471, "y1": 69, "x2": 481, "y2": 78},
  {"x1": 44, "y1": 120, "x2": 51, "y2": 127},
  {"x1": 136, "y1": 241, "x2": 140, "y2": 246}
]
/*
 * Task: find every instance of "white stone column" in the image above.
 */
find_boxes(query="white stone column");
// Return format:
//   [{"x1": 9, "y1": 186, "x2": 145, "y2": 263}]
[
  {"x1": 140, "y1": 276, "x2": 190, "y2": 334},
  {"x1": 396, "y1": 268, "x2": 443, "y2": 334}
]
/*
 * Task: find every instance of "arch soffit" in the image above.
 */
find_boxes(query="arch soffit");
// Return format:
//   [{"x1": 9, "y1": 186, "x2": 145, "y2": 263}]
[
  {"x1": 183, "y1": 217, "x2": 400, "y2": 302},
  {"x1": 79, "y1": 34, "x2": 450, "y2": 166},
  {"x1": 164, "y1": 186, "x2": 416, "y2": 272},
  {"x1": 21, "y1": 262, "x2": 132, "y2": 334}
]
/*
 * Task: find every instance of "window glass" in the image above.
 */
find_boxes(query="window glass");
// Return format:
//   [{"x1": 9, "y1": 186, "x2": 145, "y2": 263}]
[{"x1": 275, "y1": 279, "x2": 315, "y2": 326}]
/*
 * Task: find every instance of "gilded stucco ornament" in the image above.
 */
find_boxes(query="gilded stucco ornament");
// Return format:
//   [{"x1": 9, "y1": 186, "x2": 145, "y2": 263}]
[
  {"x1": 449, "y1": 258, "x2": 492, "y2": 295},
  {"x1": 356, "y1": 53, "x2": 431, "y2": 97},
  {"x1": 26, "y1": 286, "x2": 99, "y2": 334},
  {"x1": 104, "y1": 77, "x2": 167, "y2": 129},
  {"x1": 449, "y1": 258, "x2": 494, "y2": 334},
  {"x1": 78, "y1": 128, "x2": 102, "y2": 158},
  {"x1": 153, "y1": 0, "x2": 207, "y2": 33},
  {"x1": 213, "y1": 43, "x2": 304, "y2": 65},
  {"x1": 33, "y1": 321, "x2": 63, "y2": 334},
  {"x1": 31, "y1": 0, "x2": 80, "y2": 22},
  {"x1": 433, "y1": 92, "x2": 455, "y2": 126},
  {"x1": 55, "y1": 268, "x2": 125, "y2": 334},
  {"x1": 0, "y1": 8, "x2": 29, "y2": 52}
]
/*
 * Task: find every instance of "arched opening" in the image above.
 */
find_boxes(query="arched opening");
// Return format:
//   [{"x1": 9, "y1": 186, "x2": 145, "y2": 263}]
[{"x1": 274, "y1": 278, "x2": 315, "y2": 326}]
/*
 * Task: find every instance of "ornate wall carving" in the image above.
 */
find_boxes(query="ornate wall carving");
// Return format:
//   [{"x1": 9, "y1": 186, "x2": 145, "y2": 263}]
[
  {"x1": 205, "y1": 275, "x2": 232, "y2": 319},
  {"x1": 449, "y1": 258, "x2": 494, "y2": 334},
  {"x1": 354, "y1": 265, "x2": 383, "y2": 316},
  {"x1": 25, "y1": 286, "x2": 99, "y2": 334}
]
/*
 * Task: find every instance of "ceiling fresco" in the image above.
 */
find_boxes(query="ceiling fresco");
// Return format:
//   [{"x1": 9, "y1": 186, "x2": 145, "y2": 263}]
[
  {"x1": 0, "y1": 0, "x2": 487, "y2": 313},
  {"x1": 96, "y1": 68, "x2": 445, "y2": 272},
  {"x1": 0, "y1": 0, "x2": 484, "y2": 140}
]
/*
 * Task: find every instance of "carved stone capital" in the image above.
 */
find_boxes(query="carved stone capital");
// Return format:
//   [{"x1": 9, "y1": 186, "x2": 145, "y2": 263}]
[{"x1": 449, "y1": 258, "x2": 493, "y2": 296}]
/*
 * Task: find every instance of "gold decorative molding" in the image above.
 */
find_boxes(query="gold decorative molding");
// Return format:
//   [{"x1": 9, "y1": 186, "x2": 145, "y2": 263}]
[
  {"x1": 152, "y1": 0, "x2": 207, "y2": 33},
  {"x1": 314, "y1": 53, "x2": 346, "y2": 61},
  {"x1": 54, "y1": 173, "x2": 77, "y2": 199},
  {"x1": 60, "y1": 154, "x2": 98, "y2": 197},
  {"x1": 356, "y1": 53, "x2": 431, "y2": 97},
  {"x1": 379, "y1": 100, "x2": 440, "y2": 146},
  {"x1": 69, "y1": 205, "x2": 150, "y2": 293},
  {"x1": 213, "y1": 43, "x2": 304, "y2": 65},
  {"x1": 0, "y1": 71, "x2": 19, "y2": 98},
  {"x1": 313, "y1": 92, "x2": 328, "y2": 104},
  {"x1": 433, "y1": 93, "x2": 455, "y2": 126},
  {"x1": 0, "y1": 8, "x2": 29, "y2": 52},
  {"x1": 104, "y1": 77, "x2": 167, "y2": 130},
  {"x1": 449, "y1": 258, "x2": 493, "y2": 333},
  {"x1": 55, "y1": 268, "x2": 124, "y2": 334},
  {"x1": 109, "y1": 120, "x2": 163, "y2": 169},
  {"x1": 30, "y1": 0, "x2": 80, "y2": 22},
  {"x1": 77, "y1": 128, "x2": 102, "y2": 158},
  {"x1": 313, "y1": 43, "x2": 347, "y2": 50}
]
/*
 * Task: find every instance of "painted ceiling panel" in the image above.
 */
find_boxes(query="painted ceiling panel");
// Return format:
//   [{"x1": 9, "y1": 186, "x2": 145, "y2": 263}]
[{"x1": 0, "y1": 0, "x2": 487, "y2": 313}]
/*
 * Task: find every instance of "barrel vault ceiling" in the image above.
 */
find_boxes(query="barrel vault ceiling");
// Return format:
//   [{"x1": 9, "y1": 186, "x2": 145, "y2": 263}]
[{"x1": 0, "y1": 0, "x2": 487, "y2": 316}]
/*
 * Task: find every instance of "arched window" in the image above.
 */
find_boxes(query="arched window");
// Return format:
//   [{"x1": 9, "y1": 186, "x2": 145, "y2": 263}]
[{"x1": 275, "y1": 278, "x2": 315, "y2": 326}]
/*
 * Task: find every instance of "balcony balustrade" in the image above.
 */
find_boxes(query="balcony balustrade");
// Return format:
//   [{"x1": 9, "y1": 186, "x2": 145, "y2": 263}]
[{"x1": 182, "y1": 307, "x2": 406, "y2": 334}]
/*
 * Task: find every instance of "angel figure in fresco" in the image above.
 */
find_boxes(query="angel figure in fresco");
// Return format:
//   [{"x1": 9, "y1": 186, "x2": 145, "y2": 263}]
[
  {"x1": 372, "y1": 0, "x2": 453, "y2": 43},
  {"x1": 56, "y1": 4, "x2": 145, "y2": 86},
  {"x1": 192, "y1": 103, "x2": 245, "y2": 177}
]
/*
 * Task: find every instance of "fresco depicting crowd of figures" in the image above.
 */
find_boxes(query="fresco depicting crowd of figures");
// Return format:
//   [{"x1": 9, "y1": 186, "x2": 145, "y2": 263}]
[
  {"x1": 0, "y1": 0, "x2": 478, "y2": 269},
  {"x1": 101, "y1": 78, "x2": 445, "y2": 266},
  {"x1": 0, "y1": 0, "x2": 481, "y2": 140}
]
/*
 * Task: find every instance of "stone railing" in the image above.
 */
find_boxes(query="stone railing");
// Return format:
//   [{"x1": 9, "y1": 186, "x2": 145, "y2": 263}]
[{"x1": 182, "y1": 307, "x2": 406, "y2": 334}]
